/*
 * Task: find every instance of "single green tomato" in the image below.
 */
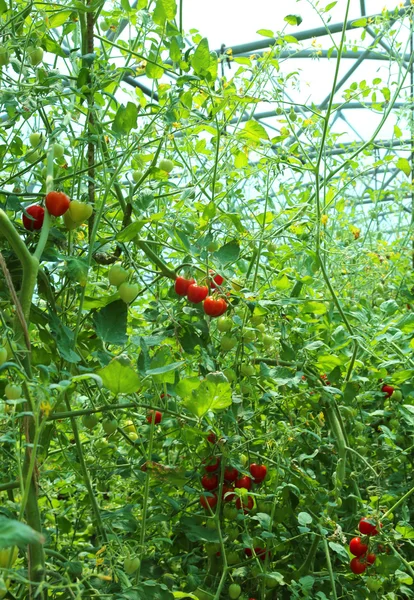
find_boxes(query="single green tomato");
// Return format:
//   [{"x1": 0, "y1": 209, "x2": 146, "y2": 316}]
[
  {"x1": 217, "y1": 316, "x2": 233, "y2": 332},
  {"x1": 53, "y1": 143, "x2": 64, "y2": 159},
  {"x1": 229, "y1": 584, "x2": 241, "y2": 599},
  {"x1": 262, "y1": 334, "x2": 273, "y2": 349},
  {"x1": 221, "y1": 335, "x2": 237, "y2": 352},
  {"x1": 0, "y1": 547, "x2": 18, "y2": 569},
  {"x1": 28, "y1": 47, "x2": 44, "y2": 66},
  {"x1": 223, "y1": 368, "x2": 236, "y2": 382},
  {"x1": 159, "y1": 158, "x2": 174, "y2": 173},
  {"x1": 124, "y1": 557, "x2": 140, "y2": 575},
  {"x1": 29, "y1": 132, "x2": 43, "y2": 147},
  {"x1": 5, "y1": 383, "x2": 22, "y2": 400},
  {"x1": 242, "y1": 328, "x2": 256, "y2": 343},
  {"x1": 207, "y1": 240, "x2": 220, "y2": 252},
  {"x1": 102, "y1": 419, "x2": 118, "y2": 435},
  {"x1": 0, "y1": 47, "x2": 10, "y2": 66},
  {"x1": 0, "y1": 347, "x2": 7, "y2": 366},
  {"x1": 68, "y1": 200, "x2": 93, "y2": 223},
  {"x1": 119, "y1": 282, "x2": 139, "y2": 304},
  {"x1": 226, "y1": 551, "x2": 239, "y2": 565},
  {"x1": 108, "y1": 264, "x2": 129, "y2": 287},
  {"x1": 391, "y1": 390, "x2": 402, "y2": 402},
  {"x1": 82, "y1": 414, "x2": 99, "y2": 430},
  {"x1": 366, "y1": 577, "x2": 382, "y2": 592},
  {"x1": 240, "y1": 363, "x2": 255, "y2": 377},
  {"x1": 132, "y1": 170, "x2": 143, "y2": 183}
]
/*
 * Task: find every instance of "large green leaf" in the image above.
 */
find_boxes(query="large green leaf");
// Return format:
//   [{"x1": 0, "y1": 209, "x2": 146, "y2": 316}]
[
  {"x1": 213, "y1": 240, "x2": 240, "y2": 265},
  {"x1": 97, "y1": 355, "x2": 140, "y2": 394},
  {"x1": 192, "y1": 38, "x2": 210, "y2": 75},
  {"x1": 112, "y1": 102, "x2": 138, "y2": 135},
  {"x1": 153, "y1": 0, "x2": 177, "y2": 24},
  {"x1": 0, "y1": 517, "x2": 44, "y2": 548},
  {"x1": 182, "y1": 378, "x2": 232, "y2": 418},
  {"x1": 93, "y1": 300, "x2": 128, "y2": 345},
  {"x1": 240, "y1": 120, "x2": 269, "y2": 141}
]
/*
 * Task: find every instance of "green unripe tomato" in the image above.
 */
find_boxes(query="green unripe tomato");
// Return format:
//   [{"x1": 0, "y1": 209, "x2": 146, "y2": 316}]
[
  {"x1": 0, "y1": 346, "x2": 7, "y2": 366},
  {"x1": 226, "y1": 528, "x2": 239, "y2": 541},
  {"x1": 217, "y1": 316, "x2": 233, "y2": 332},
  {"x1": 102, "y1": 419, "x2": 118, "y2": 435},
  {"x1": 229, "y1": 584, "x2": 241, "y2": 599},
  {"x1": 391, "y1": 390, "x2": 402, "y2": 402},
  {"x1": 226, "y1": 551, "x2": 239, "y2": 565},
  {"x1": 124, "y1": 556, "x2": 140, "y2": 574},
  {"x1": 240, "y1": 363, "x2": 255, "y2": 377},
  {"x1": 267, "y1": 242, "x2": 277, "y2": 253},
  {"x1": 251, "y1": 314, "x2": 265, "y2": 326},
  {"x1": 28, "y1": 47, "x2": 44, "y2": 66},
  {"x1": 5, "y1": 383, "x2": 22, "y2": 399},
  {"x1": 108, "y1": 264, "x2": 129, "y2": 287},
  {"x1": 29, "y1": 132, "x2": 43, "y2": 147},
  {"x1": 119, "y1": 282, "x2": 139, "y2": 304},
  {"x1": 366, "y1": 577, "x2": 382, "y2": 592},
  {"x1": 82, "y1": 414, "x2": 99, "y2": 430},
  {"x1": 0, "y1": 546, "x2": 18, "y2": 569},
  {"x1": 68, "y1": 200, "x2": 93, "y2": 223},
  {"x1": 132, "y1": 170, "x2": 143, "y2": 183},
  {"x1": 0, "y1": 47, "x2": 10, "y2": 66},
  {"x1": 264, "y1": 574, "x2": 278, "y2": 589},
  {"x1": 221, "y1": 335, "x2": 237, "y2": 352},
  {"x1": 257, "y1": 500, "x2": 273, "y2": 514},
  {"x1": 242, "y1": 328, "x2": 256, "y2": 343},
  {"x1": 223, "y1": 505, "x2": 238, "y2": 520},
  {"x1": 26, "y1": 150, "x2": 41, "y2": 164},
  {"x1": 159, "y1": 158, "x2": 174, "y2": 173},
  {"x1": 223, "y1": 368, "x2": 236, "y2": 382},
  {"x1": 389, "y1": 418, "x2": 399, "y2": 429},
  {"x1": 207, "y1": 240, "x2": 219, "y2": 252},
  {"x1": 262, "y1": 334, "x2": 273, "y2": 349},
  {"x1": 289, "y1": 110, "x2": 297, "y2": 122},
  {"x1": 240, "y1": 453, "x2": 248, "y2": 466},
  {"x1": 53, "y1": 143, "x2": 64, "y2": 159},
  {"x1": 100, "y1": 20, "x2": 110, "y2": 31},
  {"x1": 205, "y1": 519, "x2": 217, "y2": 530},
  {"x1": 256, "y1": 323, "x2": 266, "y2": 333}
]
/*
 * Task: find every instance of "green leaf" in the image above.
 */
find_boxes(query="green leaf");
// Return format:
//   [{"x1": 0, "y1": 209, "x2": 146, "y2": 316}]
[
  {"x1": 284, "y1": 14, "x2": 303, "y2": 26},
  {"x1": 394, "y1": 124, "x2": 403, "y2": 138},
  {"x1": 149, "y1": 347, "x2": 179, "y2": 383},
  {"x1": 257, "y1": 29, "x2": 274, "y2": 37},
  {"x1": 241, "y1": 120, "x2": 269, "y2": 141},
  {"x1": 325, "y1": 1, "x2": 337, "y2": 11},
  {"x1": 112, "y1": 102, "x2": 138, "y2": 135},
  {"x1": 48, "y1": 9, "x2": 72, "y2": 27},
  {"x1": 66, "y1": 257, "x2": 88, "y2": 286},
  {"x1": 116, "y1": 220, "x2": 146, "y2": 242},
  {"x1": 396, "y1": 157, "x2": 411, "y2": 177},
  {"x1": 169, "y1": 37, "x2": 182, "y2": 62},
  {"x1": 145, "y1": 61, "x2": 164, "y2": 79},
  {"x1": 301, "y1": 301, "x2": 327, "y2": 315},
  {"x1": 181, "y1": 517, "x2": 219, "y2": 542},
  {"x1": 153, "y1": 0, "x2": 177, "y2": 25},
  {"x1": 234, "y1": 151, "x2": 248, "y2": 168},
  {"x1": 298, "y1": 511, "x2": 312, "y2": 526},
  {"x1": 48, "y1": 313, "x2": 81, "y2": 364},
  {"x1": 0, "y1": 517, "x2": 44, "y2": 548},
  {"x1": 316, "y1": 354, "x2": 342, "y2": 370},
  {"x1": 0, "y1": 0, "x2": 7, "y2": 14},
  {"x1": 213, "y1": 240, "x2": 240, "y2": 265},
  {"x1": 328, "y1": 541, "x2": 349, "y2": 560},
  {"x1": 352, "y1": 17, "x2": 367, "y2": 27},
  {"x1": 375, "y1": 554, "x2": 401, "y2": 575},
  {"x1": 192, "y1": 38, "x2": 210, "y2": 75},
  {"x1": 147, "y1": 361, "x2": 184, "y2": 376},
  {"x1": 396, "y1": 524, "x2": 414, "y2": 539},
  {"x1": 182, "y1": 379, "x2": 232, "y2": 418},
  {"x1": 42, "y1": 34, "x2": 67, "y2": 57},
  {"x1": 93, "y1": 300, "x2": 128, "y2": 345},
  {"x1": 97, "y1": 355, "x2": 140, "y2": 394}
]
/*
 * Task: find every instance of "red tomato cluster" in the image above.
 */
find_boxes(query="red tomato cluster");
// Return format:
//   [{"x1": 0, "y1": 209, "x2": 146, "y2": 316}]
[
  {"x1": 174, "y1": 275, "x2": 227, "y2": 318},
  {"x1": 349, "y1": 517, "x2": 382, "y2": 574}
]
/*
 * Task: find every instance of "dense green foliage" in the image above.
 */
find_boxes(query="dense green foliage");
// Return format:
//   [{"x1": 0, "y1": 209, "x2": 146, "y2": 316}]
[{"x1": 0, "y1": 0, "x2": 414, "y2": 599}]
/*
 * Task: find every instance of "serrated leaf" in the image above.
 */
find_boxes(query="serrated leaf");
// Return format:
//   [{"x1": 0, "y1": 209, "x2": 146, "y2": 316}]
[
  {"x1": 396, "y1": 157, "x2": 411, "y2": 177},
  {"x1": 112, "y1": 102, "x2": 138, "y2": 135},
  {"x1": 213, "y1": 240, "x2": 240, "y2": 265},
  {"x1": 192, "y1": 38, "x2": 210, "y2": 75},
  {"x1": 241, "y1": 119, "x2": 269, "y2": 141},
  {"x1": 145, "y1": 61, "x2": 164, "y2": 79},
  {"x1": 182, "y1": 379, "x2": 232, "y2": 418},
  {"x1": 97, "y1": 355, "x2": 140, "y2": 394},
  {"x1": 153, "y1": 0, "x2": 177, "y2": 24},
  {"x1": 0, "y1": 517, "x2": 44, "y2": 548}
]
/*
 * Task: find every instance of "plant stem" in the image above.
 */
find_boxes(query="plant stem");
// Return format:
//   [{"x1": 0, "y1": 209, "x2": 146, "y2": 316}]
[{"x1": 318, "y1": 525, "x2": 337, "y2": 600}]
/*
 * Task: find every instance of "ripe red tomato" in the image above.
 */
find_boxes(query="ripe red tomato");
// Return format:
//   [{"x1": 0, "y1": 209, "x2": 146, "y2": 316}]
[
  {"x1": 359, "y1": 517, "x2": 381, "y2": 536},
  {"x1": 381, "y1": 384, "x2": 394, "y2": 398},
  {"x1": 210, "y1": 273, "x2": 224, "y2": 289},
  {"x1": 22, "y1": 204, "x2": 45, "y2": 230},
  {"x1": 224, "y1": 467, "x2": 239, "y2": 482},
  {"x1": 249, "y1": 463, "x2": 267, "y2": 482},
  {"x1": 222, "y1": 485, "x2": 235, "y2": 501},
  {"x1": 146, "y1": 410, "x2": 162, "y2": 424},
  {"x1": 187, "y1": 283, "x2": 208, "y2": 303},
  {"x1": 200, "y1": 493, "x2": 217, "y2": 510},
  {"x1": 175, "y1": 276, "x2": 195, "y2": 296},
  {"x1": 201, "y1": 474, "x2": 218, "y2": 491},
  {"x1": 235, "y1": 475, "x2": 252, "y2": 490},
  {"x1": 236, "y1": 495, "x2": 254, "y2": 512},
  {"x1": 203, "y1": 296, "x2": 227, "y2": 317},
  {"x1": 245, "y1": 548, "x2": 253, "y2": 557},
  {"x1": 349, "y1": 537, "x2": 368, "y2": 557},
  {"x1": 367, "y1": 553, "x2": 376, "y2": 564},
  {"x1": 204, "y1": 456, "x2": 221, "y2": 472},
  {"x1": 350, "y1": 557, "x2": 367, "y2": 574},
  {"x1": 254, "y1": 547, "x2": 269, "y2": 561},
  {"x1": 207, "y1": 431, "x2": 217, "y2": 444},
  {"x1": 45, "y1": 191, "x2": 70, "y2": 217}
]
